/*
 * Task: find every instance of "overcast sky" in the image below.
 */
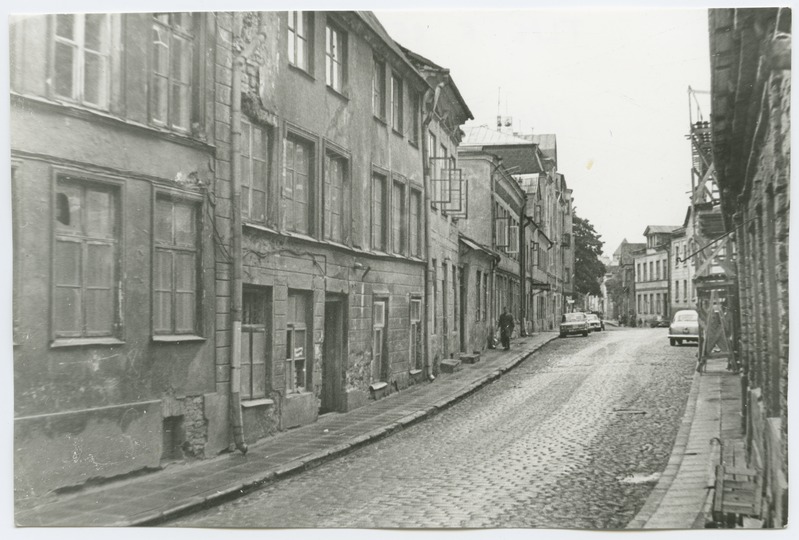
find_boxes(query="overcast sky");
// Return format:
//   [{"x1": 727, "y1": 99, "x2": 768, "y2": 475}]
[{"x1": 376, "y1": 8, "x2": 712, "y2": 257}]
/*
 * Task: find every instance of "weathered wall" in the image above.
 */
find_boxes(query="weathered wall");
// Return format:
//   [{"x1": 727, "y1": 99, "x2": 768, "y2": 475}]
[{"x1": 11, "y1": 13, "x2": 222, "y2": 497}]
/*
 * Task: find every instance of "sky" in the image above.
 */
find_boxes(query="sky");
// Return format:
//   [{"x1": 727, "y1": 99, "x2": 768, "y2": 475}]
[{"x1": 375, "y1": 8, "x2": 712, "y2": 258}]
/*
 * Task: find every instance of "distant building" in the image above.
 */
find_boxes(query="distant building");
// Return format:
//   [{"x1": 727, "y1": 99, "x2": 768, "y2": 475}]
[
  {"x1": 633, "y1": 226, "x2": 679, "y2": 325},
  {"x1": 609, "y1": 239, "x2": 645, "y2": 324}
]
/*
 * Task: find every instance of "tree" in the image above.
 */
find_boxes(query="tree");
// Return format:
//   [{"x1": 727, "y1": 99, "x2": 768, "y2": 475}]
[{"x1": 573, "y1": 214, "x2": 606, "y2": 297}]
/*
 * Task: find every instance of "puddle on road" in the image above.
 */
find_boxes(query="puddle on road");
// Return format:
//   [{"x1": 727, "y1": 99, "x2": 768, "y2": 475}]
[{"x1": 617, "y1": 472, "x2": 661, "y2": 484}]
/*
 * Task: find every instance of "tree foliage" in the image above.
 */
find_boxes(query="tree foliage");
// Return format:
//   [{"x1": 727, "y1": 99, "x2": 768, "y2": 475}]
[{"x1": 573, "y1": 214, "x2": 606, "y2": 297}]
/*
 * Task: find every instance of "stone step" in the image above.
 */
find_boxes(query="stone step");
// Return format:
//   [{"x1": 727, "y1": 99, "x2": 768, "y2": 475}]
[
  {"x1": 459, "y1": 353, "x2": 481, "y2": 364},
  {"x1": 440, "y1": 359, "x2": 462, "y2": 373}
]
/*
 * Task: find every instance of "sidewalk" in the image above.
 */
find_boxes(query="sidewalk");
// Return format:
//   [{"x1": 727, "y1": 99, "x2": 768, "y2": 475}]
[
  {"x1": 627, "y1": 356, "x2": 743, "y2": 529},
  {"x1": 15, "y1": 332, "x2": 558, "y2": 527}
]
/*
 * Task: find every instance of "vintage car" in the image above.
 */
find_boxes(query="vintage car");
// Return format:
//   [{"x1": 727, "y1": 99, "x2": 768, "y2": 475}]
[
  {"x1": 560, "y1": 312, "x2": 589, "y2": 338},
  {"x1": 586, "y1": 313, "x2": 605, "y2": 332},
  {"x1": 669, "y1": 309, "x2": 699, "y2": 346}
]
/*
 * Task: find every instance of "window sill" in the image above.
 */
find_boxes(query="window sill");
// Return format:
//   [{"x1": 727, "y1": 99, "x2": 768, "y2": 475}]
[
  {"x1": 373, "y1": 115, "x2": 387, "y2": 126},
  {"x1": 408, "y1": 139, "x2": 419, "y2": 149},
  {"x1": 288, "y1": 63, "x2": 315, "y2": 82},
  {"x1": 241, "y1": 398, "x2": 274, "y2": 408},
  {"x1": 392, "y1": 128, "x2": 404, "y2": 138},
  {"x1": 326, "y1": 85, "x2": 349, "y2": 102},
  {"x1": 152, "y1": 335, "x2": 206, "y2": 343},
  {"x1": 51, "y1": 337, "x2": 125, "y2": 349}
]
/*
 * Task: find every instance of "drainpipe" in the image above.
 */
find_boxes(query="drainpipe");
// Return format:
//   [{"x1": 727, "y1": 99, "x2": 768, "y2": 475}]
[
  {"x1": 519, "y1": 192, "x2": 527, "y2": 335},
  {"x1": 422, "y1": 81, "x2": 445, "y2": 380},
  {"x1": 229, "y1": 17, "x2": 266, "y2": 455}
]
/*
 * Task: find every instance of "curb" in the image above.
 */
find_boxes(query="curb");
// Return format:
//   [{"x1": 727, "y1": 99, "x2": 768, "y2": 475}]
[
  {"x1": 626, "y1": 366, "x2": 705, "y2": 529},
  {"x1": 132, "y1": 335, "x2": 558, "y2": 526}
]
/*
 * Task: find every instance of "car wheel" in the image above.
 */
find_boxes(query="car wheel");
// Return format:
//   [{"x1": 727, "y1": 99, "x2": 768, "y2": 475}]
[
  {"x1": 670, "y1": 339, "x2": 676, "y2": 346},
  {"x1": 559, "y1": 333, "x2": 565, "y2": 338},
  {"x1": 677, "y1": 339, "x2": 683, "y2": 346},
  {"x1": 582, "y1": 332, "x2": 588, "y2": 337}
]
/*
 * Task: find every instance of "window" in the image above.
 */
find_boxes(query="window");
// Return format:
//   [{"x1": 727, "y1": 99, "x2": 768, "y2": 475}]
[
  {"x1": 648, "y1": 261, "x2": 653, "y2": 281},
  {"x1": 154, "y1": 197, "x2": 199, "y2": 335},
  {"x1": 284, "y1": 135, "x2": 312, "y2": 234},
  {"x1": 482, "y1": 272, "x2": 488, "y2": 321},
  {"x1": 372, "y1": 172, "x2": 387, "y2": 251},
  {"x1": 242, "y1": 288, "x2": 270, "y2": 400},
  {"x1": 410, "y1": 297, "x2": 422, "y2": 370},
  {"x1": 675, "y1": 246, "x2": 680, "y2": 267},
  {"x1": 432, "y1": 259, "x2": 438, "y2": 334},
  {"x1": 54, "y1": 179, "x2": 119, "y2": 338},
  {"x1": 476, "y1": 270, "x2": 482, "y2": 321},
  {"x1": 241, "y1": 119, "x2": 270, "y2": 223},
  {"x1": 372, "y1": 58, "x2": 386, "y2": 119},
  {"x1": 683, "y1": 279, "x2": 688, "y2": 303},
  {"x1": 656, "y1": 260, "x2": 660, "y2": 280},
  {"x1": 286, "y1": 292, "x2": 310, "y2": 393},
  {"x1": 288, "y1": 11, "x2": 310, "y2": 72},
  {"x1": 565, "y1": 267, "x2": 570, "y2": 284},
  {"x1": 373, "y1": 299, "x2": 388, "y2": 381},
  {"x1": 152, "y1": 13, "x2": 194, "y2": 131},
  {"x1": 675, "y1": 280, "x2": 680, "y2": 302},
  {"x1": 409, "y1": 188, "x2": 422, "y2": 257},
  {"x1": 53, "y1": 14, "x2": 111, "y2": 109},
  {"x1": 391, "y1": 74, "x2": 403, "y2": 133},
  {"x1": 391, "y1": 180, "x2": 405, "y2": 254},
  {"x1": 409, "y1": 91, "x2": 420, "y2": 144},
  {"x1": 324, "y1": 152, "x2": 346, "y2": 243},
  {"x1": 325, "y1": 22, "x2": 345, "y2": 92}
]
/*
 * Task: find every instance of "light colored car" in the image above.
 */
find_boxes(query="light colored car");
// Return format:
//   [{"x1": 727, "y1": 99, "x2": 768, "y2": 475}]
[
  {"x1": 560, "y1": 312, "x2": 589, "y2": 338},
  {"x1": 586, "y1": 313, "x2": 604, "y2": 332},
  {"x1": 669, "y1": 309, "x2": 699, "y2": 346}
]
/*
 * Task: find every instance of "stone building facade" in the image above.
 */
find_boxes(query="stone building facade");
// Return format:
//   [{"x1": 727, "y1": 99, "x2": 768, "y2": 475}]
[
  {"x1": 709, "y1": 7, "x2": 790, "y2": 527},
  {"x1": 11, "y1": 12, "x2": 225, "y2": 497}
]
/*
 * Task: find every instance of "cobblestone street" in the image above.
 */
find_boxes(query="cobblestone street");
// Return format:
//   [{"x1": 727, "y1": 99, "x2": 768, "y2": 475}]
[{"x1": 167, "y1": 327, "x2": 697, "y2": 529}]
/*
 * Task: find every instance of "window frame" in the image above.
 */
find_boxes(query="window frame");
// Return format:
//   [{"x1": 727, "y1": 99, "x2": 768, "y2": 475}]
[
  {"x1": 372, "y1": 57, "x2": 387, "y2": 121},
  {"x1": 325, "y1": 20, "x2": 346, "y2": 93},
  {"x1": 286, "y1": 291, "x2": 311, "y2": 394},
  {"x1": 287, "y1": 11, "x2": 312, "y2": 74},
  {"x1": 372, "y1": 298, "x2": 389, "y2": 382},
  {"x1": 282, "y1": 128, "x2": 316, "y2": 236},
  {"x1": 371, "y1": 169, "x2": 388, "y2": 252},
  {"x1": 323, "y1": 145, "x2": 348, "y2": 244},
  {"x1": 390, "y1": 73, "x2": 404, "y2": 134},
  {"x1": 51, "y1": 171, "x2": 123, "y2": 345},
  {"x1": 152, "y1": 189, "x2": 203, "y2": 338},
  {"x1": 391, "y1": 176, "x2": 406, "y2": 256},
  {"x1": 241, "y1": 117, "x2": 272, "y2": 225},
  {"x1": 150, "y1": 13, "x2": 195, "y2": 132},
  {"x1": 51, "y1": 13, "x2": 113, "y2": 110},
  {"x1": 241, "y1": 286, "x2": 272, "y2": 400},
  {"x1": 408, "y1": 90, "x2": 420, "y2": 145},
  {"x1": 409, "y1": 187, "x2": 422, "y2": 258}
]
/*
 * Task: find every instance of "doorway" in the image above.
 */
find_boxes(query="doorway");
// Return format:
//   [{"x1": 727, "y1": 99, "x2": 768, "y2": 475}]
[
  {"x1": 459, "y1": 266, "x2": 467, "y2": 352},
  {"x1": 321, "y1": 296, "x2": 346, "y2": 414}
]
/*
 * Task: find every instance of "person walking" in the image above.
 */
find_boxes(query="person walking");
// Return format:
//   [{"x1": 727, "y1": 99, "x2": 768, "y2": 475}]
[{"x1": 498, "y1": 307, "x2": 515, "y2": 351}]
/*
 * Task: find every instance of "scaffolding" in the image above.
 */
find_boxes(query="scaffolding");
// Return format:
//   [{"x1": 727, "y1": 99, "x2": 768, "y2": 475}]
[{"x1": 686, "y1": 87, "x2": 738, "y2": 371}]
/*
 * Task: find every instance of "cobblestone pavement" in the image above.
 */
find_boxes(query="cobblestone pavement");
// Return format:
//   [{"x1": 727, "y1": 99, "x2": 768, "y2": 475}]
[{"x1": 167, "y1": 328, "x2": 696, "y2": 529}]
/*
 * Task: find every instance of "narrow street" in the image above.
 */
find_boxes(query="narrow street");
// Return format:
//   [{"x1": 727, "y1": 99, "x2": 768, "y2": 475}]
[{"x1": 167, "y1": 327, "x2": 697, "y2": 529}]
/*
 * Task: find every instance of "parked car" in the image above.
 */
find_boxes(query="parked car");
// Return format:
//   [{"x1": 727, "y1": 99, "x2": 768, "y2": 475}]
[
  {"x1": 560, "y1": 312, "x2": 589, "y2": 338},
  {"x1": 669, "y1": 309, "x2": 699, "y2": 346},
  {"x1": 586, "y1": 313, "x2": 604, "y2": 332},
  {"x1": 651, "y1": 315, "x2": 670, "y2": 328}
]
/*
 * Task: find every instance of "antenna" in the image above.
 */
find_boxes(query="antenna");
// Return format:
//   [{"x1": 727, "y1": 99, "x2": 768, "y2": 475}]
[{"x1": 497, "y1": 87, "x2": 502, "y2": 130}]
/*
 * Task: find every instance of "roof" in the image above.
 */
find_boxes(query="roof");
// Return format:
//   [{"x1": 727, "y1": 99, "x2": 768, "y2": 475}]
[
  {"x1": 356, "y1": 12, "x2": 426, "y2": 86},
  {"x1": 613, "y1": 240, "x2": 645, "y2": 265},
  {"x1": 459, "y1": 234, "x2": 501, "y2": 261},
  {"x1": 643, "y1": 225, "x2": 681, "y2": 236},
  {"x1": 461, "y1": 126, "x2": 544, "y2": 175},
  {"x1": 528, "y1": 133, "x2": 558, "y2": 163},
  {"x1": 398, "y1": 44, "x2": 473, "y2": 123},
  {"x1": 461, "y1": 125, "x2": 535, "y2": 147}
]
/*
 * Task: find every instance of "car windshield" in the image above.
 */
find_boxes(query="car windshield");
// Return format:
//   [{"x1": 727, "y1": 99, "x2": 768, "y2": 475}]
[
  {"x1": 674, "y1": 312, "x2": 698, "y2": 322},
  {"x1": 586, "y1": 314, "x2": 599, "y2": 321},
  {"x1": 563, "y1": 313, "x2": 586, "y2": 322}
]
